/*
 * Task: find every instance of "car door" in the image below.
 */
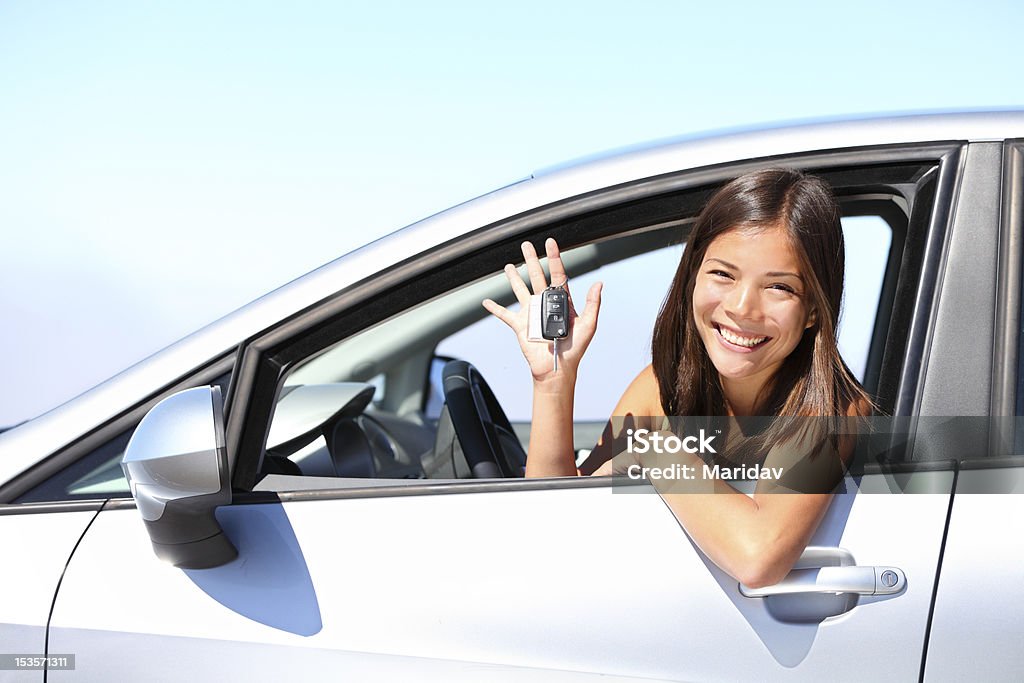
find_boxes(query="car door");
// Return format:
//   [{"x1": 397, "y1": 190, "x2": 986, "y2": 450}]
[
  {"x1": 45, "y1": 141, "x2": 974, "y2": 682},
  {"x1": 0, "y1": 505, "x2": 98, "y2": 682}
]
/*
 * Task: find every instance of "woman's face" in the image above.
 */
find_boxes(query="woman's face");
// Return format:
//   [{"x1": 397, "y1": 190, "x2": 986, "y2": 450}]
[{"x1": 692, "y1": 224, "x2": 815, "y2": 389}]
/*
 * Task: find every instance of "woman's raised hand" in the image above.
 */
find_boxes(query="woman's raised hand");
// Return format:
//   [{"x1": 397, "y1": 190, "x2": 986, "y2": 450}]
[{"x1": 482, "y1": 238, "x2": 602, "y2": 384}]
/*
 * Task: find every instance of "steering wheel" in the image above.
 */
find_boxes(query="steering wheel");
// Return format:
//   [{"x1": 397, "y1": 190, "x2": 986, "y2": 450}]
[{"x1": 441, "y1": 360, "x2": 527, "y2": 478}]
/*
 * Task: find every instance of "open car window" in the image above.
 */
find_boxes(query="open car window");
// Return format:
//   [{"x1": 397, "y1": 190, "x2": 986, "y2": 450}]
[{"x1": 261, "y1": 212, "x2": 895, "y2": 486}]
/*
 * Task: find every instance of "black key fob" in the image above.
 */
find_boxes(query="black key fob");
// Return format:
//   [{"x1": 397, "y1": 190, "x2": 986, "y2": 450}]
[{"x1": 541, "y1": 285, "x2": 568, "y2": 340}]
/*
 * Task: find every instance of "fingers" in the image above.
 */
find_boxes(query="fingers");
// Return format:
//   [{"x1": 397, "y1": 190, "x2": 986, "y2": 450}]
[
  {"x1": 503, "y1": 264, "x2": 532, "y2": 307},
  {"x1": 579, "y1": 281, "x2": 603, "y2": 326},
  {"x1": 545, "y1": 238, "x2": 568, "y2": 288},
  {"x1": 566, "y1": 281, "x2": 601, "y2": 344},
  {"x1": 482, "y1": 298, "x2": 517, "y2": 329},
  {"x1": 521, "y1": 241, "x2": 548, "y2": 293}
]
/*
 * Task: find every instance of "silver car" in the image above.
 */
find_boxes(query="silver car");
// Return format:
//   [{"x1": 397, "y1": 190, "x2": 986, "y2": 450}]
[{"x1": 1, "y1": 111, "x2": 1022, "y2": 681}]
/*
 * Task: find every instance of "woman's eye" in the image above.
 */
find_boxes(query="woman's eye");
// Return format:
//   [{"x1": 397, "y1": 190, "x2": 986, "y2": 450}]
[
  {"x1": 709, "y1": 270, "x2": 733, "y2": 280},
  {"x1": 769, "y1": 283, "x2": 797, "y2": 294}
]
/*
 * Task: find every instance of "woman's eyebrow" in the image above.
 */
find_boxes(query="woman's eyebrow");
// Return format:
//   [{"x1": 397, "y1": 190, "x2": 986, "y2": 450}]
[
  {"x1": 706, "y1": 258, "x2": 803, "y2": 280},
  {"x1": 766, "y1": 270, "x2": 803, "y2": 280}
]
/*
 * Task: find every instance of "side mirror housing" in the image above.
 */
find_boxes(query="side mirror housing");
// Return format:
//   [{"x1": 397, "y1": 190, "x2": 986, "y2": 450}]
[{"x1": 122, "y1": 386, "x2": 236, "y2": 569}]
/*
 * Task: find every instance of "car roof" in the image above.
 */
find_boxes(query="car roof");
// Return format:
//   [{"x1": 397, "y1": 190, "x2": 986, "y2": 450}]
[{"x1": 3, "y1": 110, "x2": 1024, "y2": 483}]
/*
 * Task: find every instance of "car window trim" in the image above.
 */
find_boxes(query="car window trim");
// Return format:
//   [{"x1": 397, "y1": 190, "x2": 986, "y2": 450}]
[
  {"x1": 999, "y1": 141, "x2": 1024, "y2": 453},
  {"x1": 0, "y1": 499, "x2": 107, "y2": 516},
  {"x1": 88, "y1": 456, "x2": 961, "y2": 511}
]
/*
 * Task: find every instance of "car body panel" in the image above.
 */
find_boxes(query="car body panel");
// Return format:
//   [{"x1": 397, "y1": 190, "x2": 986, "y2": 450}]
[{"x1": 50, "y1": 474, "x2": 950, "y2": 682}]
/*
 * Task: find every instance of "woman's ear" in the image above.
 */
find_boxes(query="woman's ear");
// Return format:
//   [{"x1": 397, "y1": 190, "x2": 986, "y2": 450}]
[{"x1": 805, "y1": 309, "x2": 817, "y2": 329}]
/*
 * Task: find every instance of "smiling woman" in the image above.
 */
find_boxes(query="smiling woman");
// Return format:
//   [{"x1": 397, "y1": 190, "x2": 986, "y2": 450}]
[{"x1": 483, "y1": 168, "x2": 873, "y2": 587}]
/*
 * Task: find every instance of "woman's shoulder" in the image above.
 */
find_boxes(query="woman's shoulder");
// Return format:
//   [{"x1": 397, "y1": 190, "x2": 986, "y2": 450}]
[
  {"x1": 847, "y1": 394, "x2": 873, "y2": 418},
  {"x1": 613, "y1": 364, "x2": 665, "y2": 418}
]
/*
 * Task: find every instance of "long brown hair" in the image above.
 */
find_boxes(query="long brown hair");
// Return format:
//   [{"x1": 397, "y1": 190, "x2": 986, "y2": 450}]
[{"x1": 651, "y1": 168, "x2": 871, "y2": 458}]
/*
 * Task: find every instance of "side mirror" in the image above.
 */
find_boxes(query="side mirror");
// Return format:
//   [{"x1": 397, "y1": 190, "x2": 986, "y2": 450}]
[{"x1": 122, "y1": 386, "x2": 236, "y2": 569}]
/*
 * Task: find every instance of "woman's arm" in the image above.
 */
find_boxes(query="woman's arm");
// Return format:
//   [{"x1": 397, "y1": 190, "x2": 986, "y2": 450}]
[
  {"x1": 592, "y1": 377, "x2": 866, "y2": 586},
  {"x1": 482, "y1": 238, "x2": 602, "y2": 477},
  {"x1": 642, "y1": 403, "x2": 867, "y2": 588},
  {"x1": 655, "y1": 479, "x2": 834, "y2": 588},
  {"x1": 525, "y1": 372, "x2": 579, "y2": 477}
]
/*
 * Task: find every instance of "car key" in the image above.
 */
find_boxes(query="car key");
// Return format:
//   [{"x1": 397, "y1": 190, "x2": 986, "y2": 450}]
[{"x1": 528, "y1": 284, "x2": 569, "y2": 372}]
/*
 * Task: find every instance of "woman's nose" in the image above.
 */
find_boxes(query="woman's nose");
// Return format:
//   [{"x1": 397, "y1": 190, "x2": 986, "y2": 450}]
[{"x1": 724, "y1": 283, "x2": 762, "y2": 320}]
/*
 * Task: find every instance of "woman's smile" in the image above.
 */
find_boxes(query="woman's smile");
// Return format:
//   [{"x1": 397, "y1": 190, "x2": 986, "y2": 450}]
[{"x1": 713, "y1": 323, "x2": 771, "y2": 351}]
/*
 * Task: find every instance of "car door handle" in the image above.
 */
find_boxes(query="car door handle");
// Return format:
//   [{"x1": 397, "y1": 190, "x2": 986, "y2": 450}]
[{"x1": 739, "y1": 565, "x2": 906, "y2": 598}]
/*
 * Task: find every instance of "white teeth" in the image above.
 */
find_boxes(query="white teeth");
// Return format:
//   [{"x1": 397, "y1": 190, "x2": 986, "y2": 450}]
[{"x1": 718, "y1": 326, "x2": 767, "y2": 347}]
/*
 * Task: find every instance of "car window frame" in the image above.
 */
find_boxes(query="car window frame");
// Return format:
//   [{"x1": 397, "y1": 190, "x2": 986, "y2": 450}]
[{"x1": 226, "y1": 143, "x2": 964, "y2": 495}]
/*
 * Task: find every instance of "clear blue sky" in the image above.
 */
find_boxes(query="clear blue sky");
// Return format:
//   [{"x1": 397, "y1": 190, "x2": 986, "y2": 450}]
[{"x1": 2, "y1": 0, "x2": 1022, "y2": 425}]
